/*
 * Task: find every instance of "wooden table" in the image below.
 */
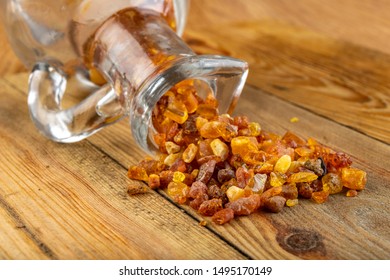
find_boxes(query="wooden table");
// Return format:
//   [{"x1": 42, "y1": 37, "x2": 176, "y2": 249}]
[{"x1": 0, "y1": 1, "x2": 389, "y2": 259}]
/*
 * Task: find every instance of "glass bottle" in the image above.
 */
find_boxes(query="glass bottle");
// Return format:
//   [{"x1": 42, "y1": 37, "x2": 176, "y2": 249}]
[{"x1": 0, "y1": 0, "x2": 248, "y2": 153}]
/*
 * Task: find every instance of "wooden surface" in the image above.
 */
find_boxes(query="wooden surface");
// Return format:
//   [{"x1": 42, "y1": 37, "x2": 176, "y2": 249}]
[{"x1": 0, "y1": 1, "x2": 389, "y2": 260}]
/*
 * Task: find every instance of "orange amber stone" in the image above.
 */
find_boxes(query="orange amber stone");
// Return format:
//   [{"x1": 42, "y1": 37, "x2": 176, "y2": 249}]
[
  {"x1": 210, "y1": 139, "x2": 229, "y2": 161},
  {"x1": 341, "y1": 167, "x2": 367, "y2": 190},
  {"x1": 322, "y1": 173, "x2": 343, "y2": 194},
  {"x1": 182, "y1": 143, "x2": 198, "y2": 163},
  {"x1": 231, "y1": 136, "x2": 258, "y2": 157},
  {"x1": 288, "y1": 172, "x2": 318, "y2": 183},
  {"x1": 311, "y1": 191, "x2": 329, "y2": 204},
  {"x1": 167, "y1": 181, "x2": 189, "y2": 204},
  {"x1": 128, "y1": 166, "x2": 148, "y2": 181},
  {"x1": 199, "y1": 121, "x2": 236, "y2": 141},
  {"x1": 148, "y1": 174, "x2": 161, "y2": 189},
  {"x1": 346, "y1": 189, "x2": 358, "y2": 197},
  {"x1": 164, "y1": 98, "x2": 188, "y2": 124}
]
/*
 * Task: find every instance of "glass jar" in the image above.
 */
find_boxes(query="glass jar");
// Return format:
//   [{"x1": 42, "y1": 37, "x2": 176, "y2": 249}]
[{"x1": 0, "y1": 0, "x2": 248, "y2": 153}]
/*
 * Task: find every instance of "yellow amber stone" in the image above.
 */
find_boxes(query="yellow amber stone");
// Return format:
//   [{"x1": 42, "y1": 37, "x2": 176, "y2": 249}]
[
  {"x1": 286, "y1": 199, "x2": 299, "y2": 207},
  {"x1": 226, "y1": 186, "x2": 245, "y2": 202},
  {"x1": 288, "y1": 172, "x2": 318, "y2": 183},
  {"x1": 346, "y1": 189, "x2": 358, "y2": 197},
  {"x1": 173, "y1": 171, "x2": 186, "y2": 183},
  {"x1": 164, "y1": 153, "x2": 182, "y2": 166},
  {"x1": 322, "y1": 173, "x2": 343, "y2": 194},
  {"x1": 270, "y1": 172, "x2": 287, "y2": 187},
  {"x1": 191, "y1": 169, "x2": 199, "y2": 178},
  {"x1": 195, "y1": 116, "x2": 208, "y2": 131},
  {"x1": 311, "y1": 191, "x2": 329, "y2": 204},
  {"x1": 182, "y1": 143, "x2": 198, "y2": 163},
  {"x1": 165, "y1": 141, "x2": 181, "y2": 154},
  {"x1": 167, "y1": 181, "x2": 189, "y2": 204},
  {"x1": 182, "y1": 92, "x2": 199, "y2": 114},
  {"x1": 248, "y1": 122, "x2": 261, "y2": 136},
  {"x1": 341, "y1": 167, "x2": 367, "y2": 190},
  {"x1": 127, "y1": 166, "x2": 148, "y2": 181},
  {"x1": 196, "y1": 104, "x2": 218, "y2": 120},
  {"x1": 231, "y1": 136, "x2": 258, "y2": 157},
  {"x1": 164, "y1": 99, "x2": 188, "y2": 124},
  {"x1": 295, "y1": 147, "x2": 314, "y2": 157},
  {"x1": 199, "y1": 121, "x2": 236, "y2": 141},
  {"x1": 210, "y1": 139, "x2": 229, "y2": 161},
  {"x1": 274, "y1": 155, "x2": 292, "y2": 174}
]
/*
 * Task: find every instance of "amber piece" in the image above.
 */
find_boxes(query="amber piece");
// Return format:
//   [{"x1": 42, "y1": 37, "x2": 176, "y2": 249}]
[
  {"x1": 189, "y1": 181, "x2": 209, "y2": 199},
  {"x1": 159, "y1": 170, "x2": 174, "y2": 188},
  {"x1": 182, "y1": 143, "x2": 198, "y2": 163},
  {"x1": 207, "y1": 186, "x2": 224, "y2": 201},
  {"x1": 138, "y1": 158, "x2": 165, "y2": 175},
  {"x1": 164, "y1": 153, "x2": 182, "y2": 167},
  {"x1": 346, "y1": 189, "x2": 358, "y2": 197},
  {"x1": 196, "y1": 159, "x2": 217, "y2": 184},
  {"x1": 210, "y1": 139, "x2": 229, "y2": 161},
  {"x1": 173, "y1": 171, "x2": 186, "y2": 183},
  {"x1": 198, "y1": 198, "x2": 223, "y2": 216},
  {"x1": 181, "y1": 91, "x2": 199, "y2": 114},
  {"x1": 254, "y1": 162, "x2": 274, "y2": 174},
  {"x1": 196, "y1": 104, "x2": 218, "y2": 119},
  {"x1": 286, "y1": 199, "x2": 299, "y2": 207},
  {"x1": 199, "y1": 121, "x2": 236, "y2": 141},
  {"x1": 288, "y1": 172, "x2": 318, "y2": 183},
  {"x1": 252, "y1": 173, "x2": 267, "y2": 193},
  {"x1": 236, "y1": 166, "x2": 254, "y2": 189},
  {"x1": 304, "y1": 158, "x2": 326, "y2": 176},
  {"x1": 341, "y1": 167, "x2": 367, "y2": 190},
  {"x1": 270, "y1": 172, "x2": 287, "y2": 187},
  {"x1": 212, "y1": 208, "x2": 235, "y2": 225},
  {"x1": 231, "y1": 136, "x2": 258, "y2": 158},
  {"x1": 322, "y1": 173, "x2": 343, "y2": 194},
  {"x1": 226, "y1": 186, "x2": 246, "y2": 202},
  {"x1": 165, "y1": 141, "x2": 181, "y2": 154},
  {"x1": 197, "y1": 139, "x2": 214, "y2": 158},
  {"x1": 295, "y1": 147, "x2": 314, "y2": 158},
  {"x1": 274, "y1": 155, "x2": 292, "y2": 174},
  {"x1": 297, "y1": 182, "x2": 313, "y2": 199},
  {"x1": 263, "y1": 196, "x2": 286, "y2": 213},
  {"x1": 148, "y1": 174, "x2": 161, "y2": 189},
  {"x1": 128, "y1": 166, "x2": 148, "y2": 181},
  {"x1": 233, "y1": 115, "x2": 249, "y2": 129},
  {"x1": 281, "y1": 184, "x2": 298, "y2": 200},
  {"x1": 225, "y1": 194, "x2": 262, "y2": 216},
  {"x1": 217, "y1": 169, "x2": 236, "y2": 183},
  {"x1": 282, "y1": 131, "x2": 306, "y2": 148},
  {"x1": 167, "y1": 181, "x2": 189, "y2": 204},
  {"x1": 260, "y1": 186, "x2": 283, "y2": 204},
  {"x1": 128, "y1": 183, "x2": 149, "y2": 195},
  {"x1": 164, "y1": 98, "x2": 188, "y2": 124},
  {"x1": 311, "y1": 191, "x2": 329, "y2": 204}
]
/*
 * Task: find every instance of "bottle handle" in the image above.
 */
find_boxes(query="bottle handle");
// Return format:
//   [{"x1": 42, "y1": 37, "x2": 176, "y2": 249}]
[{"x1": 27, "y1": 62, "x2": 125, "y2": 142}]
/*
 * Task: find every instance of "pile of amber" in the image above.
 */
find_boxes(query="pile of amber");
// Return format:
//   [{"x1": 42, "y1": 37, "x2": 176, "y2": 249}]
[{"x1": 128, "y1": 80, "x2": 367, "y2": 225}]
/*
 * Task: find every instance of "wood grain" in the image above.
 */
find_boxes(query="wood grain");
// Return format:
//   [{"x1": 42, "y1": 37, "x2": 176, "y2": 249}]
[
  {"x1": 187, "y1": 0, "x2": 390, "y2": 56},
  {"x1": 184, "y1": 21, "x2": 390, "y2": 144}
]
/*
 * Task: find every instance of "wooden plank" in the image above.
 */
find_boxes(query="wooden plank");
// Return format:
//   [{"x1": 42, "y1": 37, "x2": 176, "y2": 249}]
[
  {"x1": 0, "y1": 78, "x2": 246, "y2": 260},
  {"x1": 184, "y1": 21, "x2": 390, "y2": 144},
  {"x1": 187, "y1": 0, "x2": 390, "y2": 56},
  {"x1": 0, "y1": 200, "x2": 49, "y2": 259}
]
